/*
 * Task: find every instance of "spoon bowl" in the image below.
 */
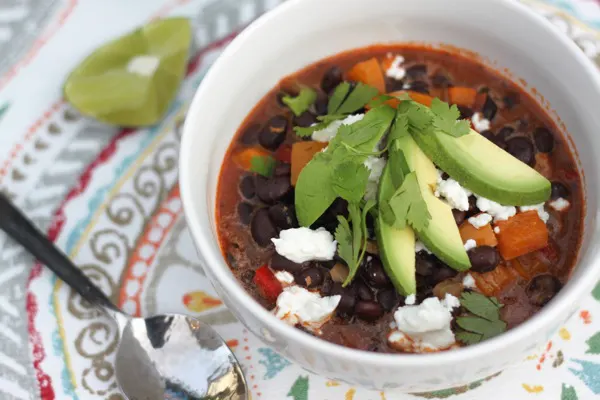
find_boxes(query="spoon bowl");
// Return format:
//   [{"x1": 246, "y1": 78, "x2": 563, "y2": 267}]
[{"x1": 0, "y1": 193, "x2": 248, "y2": 400}]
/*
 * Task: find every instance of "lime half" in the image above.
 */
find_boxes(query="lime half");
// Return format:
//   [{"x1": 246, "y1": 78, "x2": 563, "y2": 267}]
[{"x1": 64, "y1": 17, "x2": 192, "y2": 127}]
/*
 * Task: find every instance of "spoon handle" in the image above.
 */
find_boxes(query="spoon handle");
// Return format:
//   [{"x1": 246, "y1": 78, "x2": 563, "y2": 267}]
[{"x1": 0, "y1": 193, "x2": 117, "y2": 311}]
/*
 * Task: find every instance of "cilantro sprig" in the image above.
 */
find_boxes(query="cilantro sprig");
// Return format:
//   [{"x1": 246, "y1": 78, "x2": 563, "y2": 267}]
[
  {"x1": 294, "y1": 82, "x2": 379, "y2": 137},
  {"x1": 455, "y1": 292, "x2": 507, "y2": 345},
  {"x1": 335, "y1": 199, "x2": 376, "y2": 286},
  {"x1": 430, "y1": 98, "x2": 471, "y2": 137},
  {"x1": 249, "y1": 155, "x2": 276, "y2": 177},
  {"x1": 282, "y1": 87, "x2": 317, "y2": 117}
]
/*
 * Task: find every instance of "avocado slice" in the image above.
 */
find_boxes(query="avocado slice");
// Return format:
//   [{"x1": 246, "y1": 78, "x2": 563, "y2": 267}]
[
  {"x1": 411, "y1": 127, "x2": 551, "y2": 206},
  {"x1": 397, "y1": 135, "x2": 471, "y2": 271},
  {"x1": 376, "y1": 155, "x2": 417, "y2": 295}
]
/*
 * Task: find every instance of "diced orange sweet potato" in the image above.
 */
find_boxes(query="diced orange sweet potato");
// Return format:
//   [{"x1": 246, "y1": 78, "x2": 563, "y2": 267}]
[
  {"x1": 346, "y1": 58, "x2": 386, "y2": 93},
  {"x1": 291, "y1": 141, "x2": 328, "y2": 186},
  {"x1": 471, "y1": 264, "x2": 520, "y2": 297},
  {"x1": 495, "y1": 211, "x2": 549, "y2": 260},
  {"x1": 448, "y1": 87, "x2": 478, "y2": 108},
  {"x1": 233, "y1": 147, "x2": 270, "y2": 171},
  {"x1": 459, "y1": 219, "x2": 498, "y2": 247},
  {"x1": 387, "y1": 90, "x2": 434, "y2": 108}
]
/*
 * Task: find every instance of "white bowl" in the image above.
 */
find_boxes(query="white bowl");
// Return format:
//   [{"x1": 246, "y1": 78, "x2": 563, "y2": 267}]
[{"x1": 180, "y1": 0, "x2": 600, "y2": 392}]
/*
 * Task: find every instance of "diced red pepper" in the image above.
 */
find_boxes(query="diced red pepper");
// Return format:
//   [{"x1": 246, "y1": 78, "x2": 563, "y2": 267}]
[
  {"x1": 275, "y1": 145, "x2": 292, "y2": 163},
  {"x1": 253, "y1": 265, "x2": 283, "y2": 303}
]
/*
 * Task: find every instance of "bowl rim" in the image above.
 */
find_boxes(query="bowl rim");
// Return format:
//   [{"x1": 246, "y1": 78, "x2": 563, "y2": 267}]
[{"x1": 180, "y1": 0, "x2": 600, "y2": 367}]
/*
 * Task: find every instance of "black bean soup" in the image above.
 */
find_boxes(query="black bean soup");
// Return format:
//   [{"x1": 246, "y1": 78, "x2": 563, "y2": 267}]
[{"x1": 216, "y1": 45, "x2": 584, "y2": 353}]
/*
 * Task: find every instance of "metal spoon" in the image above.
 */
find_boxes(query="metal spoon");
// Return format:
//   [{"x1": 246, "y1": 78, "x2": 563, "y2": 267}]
[{"x1": 0, "y1": 193, "x2": 248, "y2": 400}]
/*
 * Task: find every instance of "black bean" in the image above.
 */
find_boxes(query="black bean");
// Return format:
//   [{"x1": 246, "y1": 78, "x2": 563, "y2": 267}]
[
  {"x1": 457, "y1": 105, "x2": 474, "y2": 119},
  {"x1": 431, "y1": 263, "x2": 459, "y2": 284},
  {"x1": 255, "y1": 175, "x2": 292, "y2": 203},
  {"x1": 240, "y1": 123, "x2": 261, "y2": 145},
  {"x1": 239, "y1": 175, "x2": 256, "y2": 199},
  {"x1": 482, "y1": 95, "x2": 498, "y2": 121},
  {"x1": 294, "y1": 111, "x2": 317, "y2": 128},
  {"x1": 250, "y1": 209, "x2": 278, "y2": 247},
  {"x1": 480, "y1": 130, "x2": 495, "y2": 142},
  {"x1": 467, "y1": 196, "x2": 479, "y2": 216},
  {"x1": 385, "y1": 78, "x2": 405, "y2": 93},
  {"x1": 415, "y1": 253, "x2": 436, "y2": 277},
  {"x1": 405, "y1": 64, "x2": 427, "y2": 80},
  {"x1": 363, "y1": 257, "x2": 391, "y2": 288},
  {"x1": 271, "y1": 253, "x2": 305, "y2": 274},
  {"x1": 354, "y1": 279, "x2": 374, "y2": 301},
  {"x1": 432, "y1": 73, "x2": 452, "y2": 88},
  {"x1": 312, "y1": 198, "x2": 348, "y2": 233},
  {"x1": 273, "y1": 163, "x2": 291, "y2": 176},
  {"x1": 377, "y1": 289, "x2": 400, "y2": 311},
  {"x1": 534, "y1": 127, "x2": 555, "y2": 153},
  {"x1": 259, "y1": 115, "x2": 288, "y2": 150},
  {"x1": 237, "y1": 202, "x2": 254, "y2": 225},
  {"x1": 551, "y1": 182, "x2": 570, "y2": 200},
  {"x1": 321, "y1": 66, "x2": 343, "y2": 94},
  {"x1": 407, "y1": 80, "x2": 429, "y2": 94},
  {"x1": 527, "y1": 274, "x2": 562, "y2": 306},
  {"x1": 468, "y1": 246, "x2": 500, "y2": 273},
  {"x1": 335, "y1": 285, "x2": 357, "y2": 317},
  {"x1": 497, "y1": 126, "x2": 515, "y2": 140},
  {"x1": 452, "y1": 209, "x2": 467, "y2": 226},
  {"x1": 314, "y1": 92, "x2": 328, "y2": 115},
  {"x1": 241, "y1": 270, "x2": 255, "y2": 284},
  {"x1": 268, "y1": 203, "x2": 298, "y2": 230},
  {"x1": 506, "y1": 137, "x2": 535, "y2": 166},
  {"x1": 503, "y1": 92, "x2": 520, "y2": 109},
  {"x1": 296, "y1": 267, "x2": 324, "y2": 289},
  {"x1": 355, "y1": 301, "x2": 384, "y2": 321}
]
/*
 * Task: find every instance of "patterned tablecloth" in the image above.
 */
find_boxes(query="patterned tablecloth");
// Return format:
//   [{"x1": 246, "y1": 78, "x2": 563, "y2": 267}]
[{"x1": 0, "y1": 0, "x2": 599, "y2": 399}]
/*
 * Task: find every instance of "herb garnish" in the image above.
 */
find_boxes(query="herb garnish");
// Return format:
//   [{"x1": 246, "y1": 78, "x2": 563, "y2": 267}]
[
  {"x1": 294, "y1": 82, "x2": 380, "y2": 137},
  {"x1": 249, "y1": 155, "x2": 276, "y2": 177},
  {"x1": 430, "y1": 98, "x2": 471, "y2": 138},
  {"x1": 378, "y1": 147, "x2": 431, "y2": 233},
  {"x1": 455, "y1": 291, "x2": 507, "y2": 345},
  {"x1": 294, "y1": 106, "x2": 395, "y2": 227},
  {"x1": 282, "y1": 87, "x2": 317, "y2": 117},
  {"x1": 335, "y1": 199, "x2": 376, "y2": 286}
]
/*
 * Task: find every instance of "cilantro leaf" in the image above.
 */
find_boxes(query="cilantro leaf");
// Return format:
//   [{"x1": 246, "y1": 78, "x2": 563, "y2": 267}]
[
  {"x1": 430, "y1": 98, "x2": 470, "y2": 137},
  {"x1": 386, "y1": 172, "x2": 431, "y2": 232},
  {"x1": 336, "y1": 83, "x2": 380, "y2": 115},
  {"x1": 367, "y1": 94, "x2": 394, "y2": 109},
  {"x1": 456, "y1": 316, "x2": 507, "y2": 341},
  {"x1": 328, "y1": 82, "x2": 352, "y2": 114},
  {"x1": 455, "y1": 292, "x2": 507, "y2": 345},
  {"x1": 335, "y1": 215, "x2": 355, "y2": 283},
  {"x1": 294, "y1": 121, "x2": 328, "y2": 137},
  {"x1": 331, "y1": 161, "x2": 370, "y2": 203},
  {"x1": 400, "y1": 101, "x2": 433, "y2": 131},
  {"x1": 282, "y1": 87, "x2": 317, "y2": 117},
  {"x1": 294, "y1": 154, "x2": 337, "y2": 226},
  {"x1": 387, "y1": 113, "x2": 410, "y2": 148},
  {"x1": 249, "y1": 155, "x2": 276, "y2": 177},
  {"x1": 460, "y1": 291, "x2": 504, "y2": 322},
  {"x1": 332, "y1": 105, "x2": 395, "y2": 150}
]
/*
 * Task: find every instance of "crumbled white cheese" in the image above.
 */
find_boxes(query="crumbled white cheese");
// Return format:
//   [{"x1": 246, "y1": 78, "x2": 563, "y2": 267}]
[
  {"x1": 388, "y1": 294, "x2": 460, "y2": 352},
  {"x1": 274, "y1": 270, "x2": 295, "y2": 285},
  {"x1": 311, "y1": 113, "x2": 364, "y2": 142},
  {"x1": 435, "y1": 176, "x2": 472, "y2": 211},
  {"x1": 385, "y1": 55, "x2": 406, "y2": 80},
  {"x1": 274, "y1": 286, "x2": 341, "y2": 334},
  {"x1": 405, "y1": 294, "x2": 416, "y2": 305},
  {"x1": 415, "y1": 241, "x2": 432, "y2": 254},
  {"x1": 549, "y1": 197, "x2": 570, "y2": 212},
  {"x1": 127, "y1": 55, "x2": 160, "y2": 77},
  {"x1": 464, "y1": 239, "x2": 477, "y2": 251},
  {"x1": 520, "y1": 203, "x2": 549, "y2": 223},
  {"x1": 272, "y1": 227, "x2": 337, "y2": 264},
  {"x1": 363, "y1": 157, "x2": 387, "y2": 201},
  {"x1": 476, "y1": 197, "x2": 517, "y2": 222},
  {"x1": 468, "y1": 213, "x2": 493, "y2": 228},
  {"x1": 462, "y1": 273, "x2": 477, "y2": 289},
  {"x1": 471, "y1": 112, "x2": 490, "y2": 132},
  {"x1": 494, "y1": 226, "x2": 500, "y2": 234}
]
